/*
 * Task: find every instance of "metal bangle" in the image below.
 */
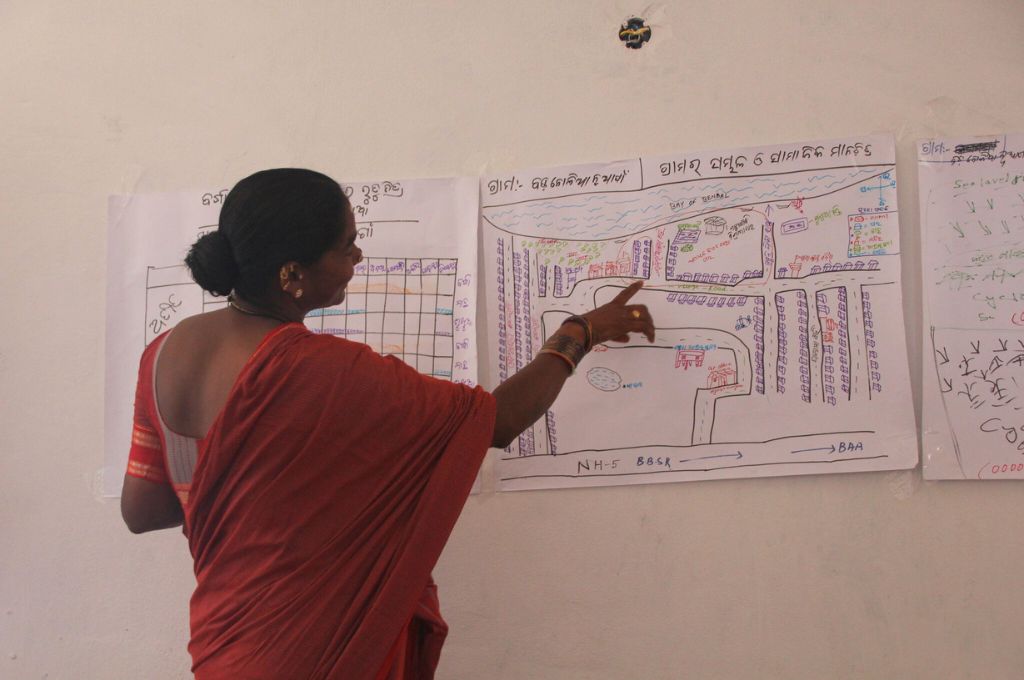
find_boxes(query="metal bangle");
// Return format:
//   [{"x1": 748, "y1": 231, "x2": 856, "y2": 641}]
[
  {"x1": 538, "y1": 348, "x2": 576, "y2": 373},
  {"x1": 542, "y1": 333, "x2": 587, "y2": 368},
  {"x1": 562, "y1": 315, "x2": 593, "y2": 351}
]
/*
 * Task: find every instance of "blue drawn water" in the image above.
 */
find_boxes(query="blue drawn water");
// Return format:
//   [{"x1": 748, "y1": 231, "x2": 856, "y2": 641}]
[{"x1": 306, "y1": 308, "x2": 365, "y2": 317}]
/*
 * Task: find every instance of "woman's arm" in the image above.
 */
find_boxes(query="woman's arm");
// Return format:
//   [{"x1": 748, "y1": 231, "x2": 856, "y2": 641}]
[
  {"x1": 491, "y1": 345, "x2": 581, "y2": 449},
  {"x1": 121, "y1": 475, "x2": 184, "y2": 533},
  {"x1": 491, "y1": 281, "x2": 655, "y2": 448}
]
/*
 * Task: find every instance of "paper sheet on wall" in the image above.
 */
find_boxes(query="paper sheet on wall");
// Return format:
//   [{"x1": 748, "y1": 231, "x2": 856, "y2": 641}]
[
  {"x1": 919, "y1": 134, "x2": 1024, "y2": 479},
  {"x1": 103, "y1": 177, "x2": 480, "y2": 496},
  {"x1": 483, "y1": 135, "x2": 918, "y2": 491}
]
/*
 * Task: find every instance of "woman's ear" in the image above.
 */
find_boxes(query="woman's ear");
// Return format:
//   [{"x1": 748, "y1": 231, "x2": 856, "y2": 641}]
[{"x1": 279, "y1": 262, "x2": 305, "y2": 297}]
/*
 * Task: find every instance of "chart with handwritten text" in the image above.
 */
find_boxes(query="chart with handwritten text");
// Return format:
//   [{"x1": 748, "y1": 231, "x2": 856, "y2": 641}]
[
  {"x1": 104, "y1": 177, "x2": 479, "y2": 495},
  {"x1": 305, "y1": 257, "x2": 461, "y2": 379},
  {"x1": 919, "y1": 133, "x2": 1024, "y2": 479},
  {"x1": 483, "y1": 135, "x2": 918, "y2": 490}
]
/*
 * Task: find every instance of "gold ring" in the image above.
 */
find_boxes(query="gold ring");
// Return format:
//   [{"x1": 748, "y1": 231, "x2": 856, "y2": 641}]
[{"x1": 631, "y1": 309, "x2": 641, "y2": 319}]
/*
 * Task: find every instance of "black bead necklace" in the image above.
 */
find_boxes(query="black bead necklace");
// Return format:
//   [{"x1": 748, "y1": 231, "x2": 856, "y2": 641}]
[{"x1": 227, "y1": 294, "x2": 294, "y2": 324}]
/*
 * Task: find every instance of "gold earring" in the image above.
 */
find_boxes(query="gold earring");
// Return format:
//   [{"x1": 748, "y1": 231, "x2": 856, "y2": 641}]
[{"x1": 295, "y1": 289, "x2": 303, "y2": 299}]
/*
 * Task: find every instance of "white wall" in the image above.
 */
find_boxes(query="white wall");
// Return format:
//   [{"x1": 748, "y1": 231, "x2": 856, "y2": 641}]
[{"x1": 2, "y1": 1, "x2": 1023, "y2": 678}]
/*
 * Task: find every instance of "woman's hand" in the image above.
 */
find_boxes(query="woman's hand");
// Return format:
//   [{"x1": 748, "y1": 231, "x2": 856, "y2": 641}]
[{"x1": 583, "y1": 280, "x2": 656, "y2": 345}]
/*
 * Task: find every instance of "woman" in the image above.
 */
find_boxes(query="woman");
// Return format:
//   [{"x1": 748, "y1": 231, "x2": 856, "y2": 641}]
[{"x1": 121, "y1": 168, "x2": 655, "y2": 679}]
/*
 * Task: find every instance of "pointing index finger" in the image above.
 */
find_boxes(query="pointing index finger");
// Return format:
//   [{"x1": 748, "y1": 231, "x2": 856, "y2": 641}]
[{"x1": 613, "y1": 280, "x2": 644, "y2": 305}]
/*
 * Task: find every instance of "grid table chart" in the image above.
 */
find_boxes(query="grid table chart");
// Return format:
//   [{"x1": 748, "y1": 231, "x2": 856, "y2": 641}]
[
  {"x1": 144, "y1": 264, "x2": 228, "y2": 344},
  {"x1": 305, "y1": 257, "x2": 458, "y2": 379}
]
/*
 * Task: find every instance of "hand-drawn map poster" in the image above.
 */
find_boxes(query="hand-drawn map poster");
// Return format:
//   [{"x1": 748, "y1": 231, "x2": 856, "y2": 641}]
[
  {"x1": 483, "y1": 135, "x2": 918, "y2": 491},
  {"x1": 103, "y1": 177, "x2": 479, "y2": 495},
  {"x1": 919, "y1": 133, "x2": 1024, "y2": 480}
]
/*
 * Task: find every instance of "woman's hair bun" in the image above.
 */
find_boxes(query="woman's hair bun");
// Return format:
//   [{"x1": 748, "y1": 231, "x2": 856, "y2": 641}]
[{"x1": 185, "y1": 230, "x2": 238, "y2": 296}]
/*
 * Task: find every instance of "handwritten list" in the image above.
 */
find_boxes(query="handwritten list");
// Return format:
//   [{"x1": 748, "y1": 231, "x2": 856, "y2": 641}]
[{"x1": 920, "y1": 133, "x2": 1024, "y2": 479}]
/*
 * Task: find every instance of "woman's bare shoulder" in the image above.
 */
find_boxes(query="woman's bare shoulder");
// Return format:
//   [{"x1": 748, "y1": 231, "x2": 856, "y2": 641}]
[
  {"x1": 167, "y1": 308, "x2": 276, "y2": 352},
  {"x1": 156, "y1": 309, "x2": 282, "y2": 436}
]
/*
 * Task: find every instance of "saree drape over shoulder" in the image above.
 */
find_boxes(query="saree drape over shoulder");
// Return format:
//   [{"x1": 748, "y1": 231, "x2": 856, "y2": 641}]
[{"x1": 127, "y1": 324, "x2": 496, "y2": 679}]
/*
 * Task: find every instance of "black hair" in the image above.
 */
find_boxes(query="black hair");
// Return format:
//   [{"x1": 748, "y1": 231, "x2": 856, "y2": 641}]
[{"x1": 185, "y1": 168, "x2": 348, "y2": 300}]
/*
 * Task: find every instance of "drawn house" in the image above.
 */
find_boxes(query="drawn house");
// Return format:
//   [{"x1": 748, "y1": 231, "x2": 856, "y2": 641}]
[
  {"x1": 604, "y1": 262, "x2": 618, "y2": 276},
  {"x1": 588, "y1": 264, "x2": 603, "y2": 278},
  {"x1": 704, "y1": 216, "x2": 727, "y2": 235},
  {"x1": 707, "y1": 365, "x2": 736, "y2": 388},
  {"x1": 675, "y1": 349, "x2": 705, "y2": 369}
]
